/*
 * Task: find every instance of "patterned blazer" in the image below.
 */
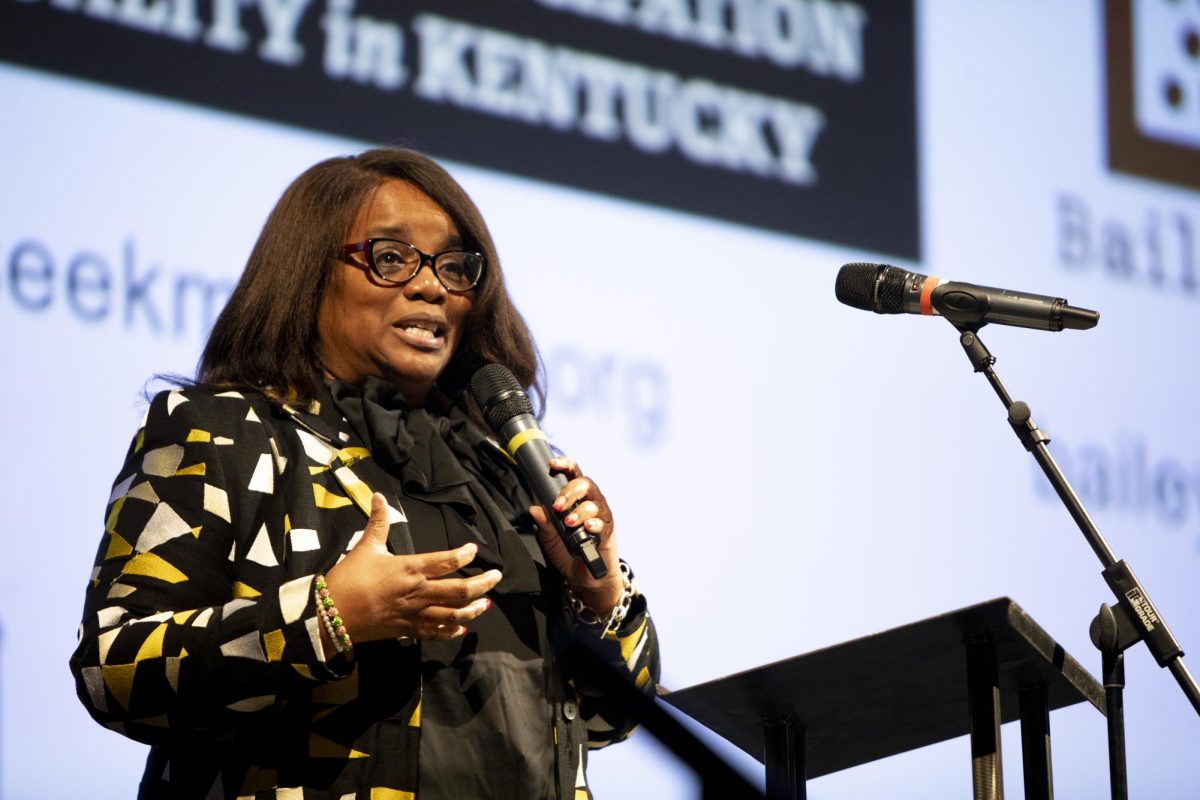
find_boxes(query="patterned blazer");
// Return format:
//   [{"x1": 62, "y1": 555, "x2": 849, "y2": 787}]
[{"x1": 70, "y1": 387, "x2": 659, "y2": 799}]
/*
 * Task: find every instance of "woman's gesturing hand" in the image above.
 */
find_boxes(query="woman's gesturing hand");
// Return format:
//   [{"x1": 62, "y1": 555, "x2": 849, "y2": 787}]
[
  {"x1": 528, "y1": 457, "x2": 624, "y2": 617},
  {"x1": 323, "y1": 493, "x2": 501, "y2": 652}
]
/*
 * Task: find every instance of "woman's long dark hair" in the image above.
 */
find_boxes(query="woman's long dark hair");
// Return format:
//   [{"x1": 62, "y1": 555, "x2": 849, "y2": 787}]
[{"x1": 196, "y1": 148, "x2": 543, "y2": 408}]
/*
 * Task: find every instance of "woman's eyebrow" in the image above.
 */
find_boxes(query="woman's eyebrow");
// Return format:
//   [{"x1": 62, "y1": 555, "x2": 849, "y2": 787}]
[
  {"x1": 366, "y1": 224, "x2": 415, "y2": 239},
  {"x1": 366, "y1": 225, "x2": 464, "y2": 249}
]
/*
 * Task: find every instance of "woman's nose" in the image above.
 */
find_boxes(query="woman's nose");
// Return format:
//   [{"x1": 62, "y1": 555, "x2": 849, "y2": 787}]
[{"x1": 403, "y1": 260, "x2": 446, "y2": 300}]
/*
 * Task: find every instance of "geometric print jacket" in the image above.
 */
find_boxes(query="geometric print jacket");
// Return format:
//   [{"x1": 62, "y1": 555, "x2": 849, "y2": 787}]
[{"x1": 70, "y1": 387, "x2": 660, "y2": 799}]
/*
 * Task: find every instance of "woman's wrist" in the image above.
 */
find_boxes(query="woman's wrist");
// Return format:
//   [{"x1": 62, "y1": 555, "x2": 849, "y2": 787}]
[
  {"x1": 315, "y1": 574, "x2": 354, "y2": 659},
  {"x1": 565, "y1": 561, "x2": 637, "y2": 635},
  {"x1": 573, "y1": 575, "x2": 624, "y2": 616}
]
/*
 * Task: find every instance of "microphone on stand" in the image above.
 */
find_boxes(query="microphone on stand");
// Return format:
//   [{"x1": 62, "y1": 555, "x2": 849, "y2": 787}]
[
  {"x1": 468, "y1": 363, "x2": 607, "y2": 580},
  {"x1": 835, "y1": 262, "x2": 1099, "y2": 331}
]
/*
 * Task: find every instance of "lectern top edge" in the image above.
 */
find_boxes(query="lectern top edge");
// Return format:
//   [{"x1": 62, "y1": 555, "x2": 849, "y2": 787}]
[{"x1": 662, "y1": 597, "x2": 1105, "y2": 779}]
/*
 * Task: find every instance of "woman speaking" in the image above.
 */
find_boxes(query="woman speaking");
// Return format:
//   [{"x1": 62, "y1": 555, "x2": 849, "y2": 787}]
[{"x1": 69, "y1": 148, "x2": 659, "y2": 799}]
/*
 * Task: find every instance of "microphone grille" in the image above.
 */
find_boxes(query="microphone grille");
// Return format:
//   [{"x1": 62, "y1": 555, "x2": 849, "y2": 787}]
[
  {"x1": 468, "y1": 363, "x2": 534, "y2": 431},
  {"x1": 835, "y1": 263, "x2": 883, "y2": 311},
  {"x1": 874, "y1": 265, "x2": 907, "y2": 313}
]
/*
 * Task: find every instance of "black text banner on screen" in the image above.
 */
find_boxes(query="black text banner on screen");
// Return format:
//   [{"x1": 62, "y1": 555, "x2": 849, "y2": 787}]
[{"x1": 1, "y1": 0, "x2": 920, "y2": 259}]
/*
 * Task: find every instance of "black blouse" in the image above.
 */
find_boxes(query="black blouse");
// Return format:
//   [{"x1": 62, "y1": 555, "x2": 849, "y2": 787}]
[{"x1": 327, "y1": 378, "x2": 558, "y2": 798}]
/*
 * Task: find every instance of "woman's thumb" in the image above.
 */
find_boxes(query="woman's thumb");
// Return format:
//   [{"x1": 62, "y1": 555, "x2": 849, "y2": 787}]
[{"x1": 359, "y1": 492, "x2": 392, "y2": 547}]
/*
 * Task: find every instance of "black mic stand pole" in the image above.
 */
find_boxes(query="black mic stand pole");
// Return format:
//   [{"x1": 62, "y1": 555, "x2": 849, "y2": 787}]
[{"x1": 951, "y1": 323, "x2": 1200, "y2": 800}]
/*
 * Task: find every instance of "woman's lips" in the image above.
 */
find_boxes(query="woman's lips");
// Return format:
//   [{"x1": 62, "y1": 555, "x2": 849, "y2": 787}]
[{"x1": 392, "y1": 320, "x2": 446, "y2": 350}]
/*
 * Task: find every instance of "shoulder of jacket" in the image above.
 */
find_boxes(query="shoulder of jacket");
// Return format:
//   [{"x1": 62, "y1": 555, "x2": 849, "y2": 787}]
[{"x1": 143, "y1": 386, "x2": 291, "y2": 435}]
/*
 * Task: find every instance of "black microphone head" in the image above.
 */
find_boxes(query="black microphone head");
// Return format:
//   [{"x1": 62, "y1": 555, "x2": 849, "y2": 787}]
[
  {"x1": 468, "y1": 363, "x2": 534, "y2": 431},
  {"x1": 834, "y1": 263, "x2": 881, "y2": 311},
  {"x1": 836, "y1": 262, "x2": 910, "y2": 314},
  {"x1": 873, "y1": 266, "x2": 909, "y2": 313}
]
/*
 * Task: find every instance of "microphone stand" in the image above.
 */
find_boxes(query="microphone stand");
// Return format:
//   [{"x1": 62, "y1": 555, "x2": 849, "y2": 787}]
[{"x1": 951, "y1": 323, "x2": 1200, "y2": 800}]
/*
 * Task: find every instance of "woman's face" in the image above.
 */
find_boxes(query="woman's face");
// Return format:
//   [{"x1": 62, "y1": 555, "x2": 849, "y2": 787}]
[{"x1": 317, "y1": 179, "x2": 475, "y2": 404}]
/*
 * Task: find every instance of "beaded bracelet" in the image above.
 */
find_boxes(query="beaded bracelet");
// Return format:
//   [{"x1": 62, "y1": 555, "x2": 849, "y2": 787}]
[
  {"x1": 314, "y1": 574, "x2": 352, "y2": 655},
  {"x1": 564, "y1": 561, "x2": 638, "y2": 637}
]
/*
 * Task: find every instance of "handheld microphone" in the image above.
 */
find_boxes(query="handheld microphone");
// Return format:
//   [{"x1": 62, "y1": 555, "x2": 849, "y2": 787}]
[
  {"x1": 468, "y1": 363, "x2": 607, "y2": 580},
  {"x1": 835, "y1": 262, "x2": 1099, "y2": 331}
]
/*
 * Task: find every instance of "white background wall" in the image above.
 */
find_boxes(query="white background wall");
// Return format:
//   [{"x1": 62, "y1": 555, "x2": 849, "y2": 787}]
[{"x1": 2, "y1": 2, "x2": 1198, "y2": 797}]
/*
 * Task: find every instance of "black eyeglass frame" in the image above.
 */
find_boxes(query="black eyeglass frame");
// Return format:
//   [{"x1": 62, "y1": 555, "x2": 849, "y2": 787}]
[{"x1": 339, "y1": 238, "x2": 485, "y2": 292}]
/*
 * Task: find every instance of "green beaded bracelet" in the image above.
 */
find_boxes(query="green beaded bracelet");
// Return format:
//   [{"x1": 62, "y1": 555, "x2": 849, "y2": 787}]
[{"x1": 314, "y1": 574, "x2": 353, "y2": 654}]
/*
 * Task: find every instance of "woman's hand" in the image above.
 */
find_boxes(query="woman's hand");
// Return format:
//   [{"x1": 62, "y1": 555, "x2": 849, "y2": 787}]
[
  {"x1": 323, "y1": 493, "x2": 502, "y2": 653},
  {"x1": 528, "y1": 457, "x2": 624, "y2": 616}
]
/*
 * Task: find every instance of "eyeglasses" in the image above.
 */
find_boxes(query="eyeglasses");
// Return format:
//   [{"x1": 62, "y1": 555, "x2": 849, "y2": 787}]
[{"x1": 339, "y1": 238, "x2": 485, "y2": 292}]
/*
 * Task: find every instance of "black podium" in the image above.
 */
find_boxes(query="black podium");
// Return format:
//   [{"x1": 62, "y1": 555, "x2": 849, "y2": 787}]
[{"x1": 663, "y1": 598, "x2": 1105, "y2": 799}]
